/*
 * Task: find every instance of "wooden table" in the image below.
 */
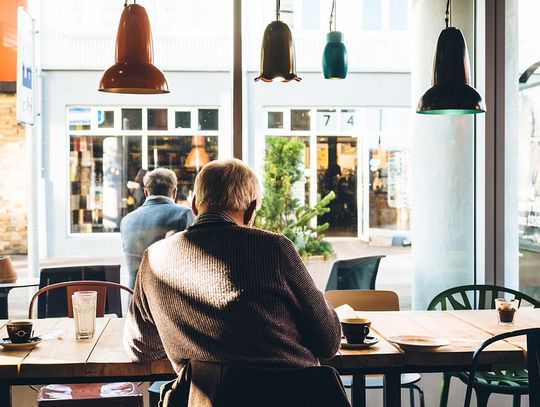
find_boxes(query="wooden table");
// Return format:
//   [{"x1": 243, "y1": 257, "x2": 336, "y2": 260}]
[{"x1": 0, "y1": 309, "x2": 538, "y2": 406}]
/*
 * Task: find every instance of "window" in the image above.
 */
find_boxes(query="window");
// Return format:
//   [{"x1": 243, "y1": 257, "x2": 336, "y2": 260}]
[
  {"x1": 68, "y1": 106, "x2": 220, "y2": 234},
  {"x1": 389, "y1": 0, "x2": 408, "y2": 31},
  {"x1": 362, "y1": 0, "x2": 382, "y2": 31},
  {"x1": 302, "y1": 0, "x2": 321, "y2": 30}
]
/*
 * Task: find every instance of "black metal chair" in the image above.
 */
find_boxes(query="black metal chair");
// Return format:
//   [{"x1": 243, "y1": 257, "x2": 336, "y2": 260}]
[
  {"x1": 325, "y1": 255, "x2": 385, "y2": 291},
  {"x1": 428, "y1": 284, "x2": 540, "y2": 407},
  {"x1": 38, "y1": 265, "x2": 123, "y2": 318},
  {"x1": 464, "y1": 328, "x2": 540, "y2": 407}
]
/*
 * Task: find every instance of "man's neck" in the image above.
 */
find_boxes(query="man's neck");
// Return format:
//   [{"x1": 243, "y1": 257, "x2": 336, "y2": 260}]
[{"x1": 201, "y1": 208, "x2": 245, "y2": 226}]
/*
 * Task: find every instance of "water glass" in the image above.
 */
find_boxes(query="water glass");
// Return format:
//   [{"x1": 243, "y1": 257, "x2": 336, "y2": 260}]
[
  {"x1": 72, "y1": 291, "x2": 97, "y2": 339},
  {"x1": 495, "y1": 298, "x2": 518, "y2": 326}
]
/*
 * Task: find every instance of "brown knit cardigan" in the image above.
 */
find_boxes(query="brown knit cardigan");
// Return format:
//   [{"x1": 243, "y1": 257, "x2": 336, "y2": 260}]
[{"x1": 123, "y1": 219, "x2": 341, "y2": 372}]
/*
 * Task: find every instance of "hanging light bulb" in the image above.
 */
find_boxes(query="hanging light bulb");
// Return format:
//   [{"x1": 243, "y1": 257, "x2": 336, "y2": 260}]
[
  {"x1": 255, "y1": 0, "x2": 301, "y2": 82},
  {"x1": 322, "y1": 0, "x2": 347, "y2": 79},
  {"x1": 417, "y1": 0, "x2": 485, "y2": 115},
  {"x1": 99, "y1": 1, "x2": 169, "y2": 94}
]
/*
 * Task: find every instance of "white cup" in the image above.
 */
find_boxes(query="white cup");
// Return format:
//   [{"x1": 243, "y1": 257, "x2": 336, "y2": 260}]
[{"x1": 72, "y1": 291, "x2": 97, "y2": 340}]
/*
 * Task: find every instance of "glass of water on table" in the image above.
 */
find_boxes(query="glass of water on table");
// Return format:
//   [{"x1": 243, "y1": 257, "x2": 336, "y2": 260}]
[{"x1": 72, "y1": 291, "x2": 97, "y2": 339}]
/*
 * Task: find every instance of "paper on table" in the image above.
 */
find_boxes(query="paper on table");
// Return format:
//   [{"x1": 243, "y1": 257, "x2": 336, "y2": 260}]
[{"x1": 334, "y1": 304, "x2": 357, "y2": 320}]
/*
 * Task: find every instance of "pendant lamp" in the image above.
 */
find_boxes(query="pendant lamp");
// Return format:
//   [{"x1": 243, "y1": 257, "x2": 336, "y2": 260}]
[
  {"x1": 99, "y1": 1, "x2": 169, "y2": 94},
  {"x1": 417, "y1": 0, "x2": 485, "y2": 115},
  {"x1": 255, "y1": 0, "x2": 300, "y2": 82},
  {"x1": 322, "y1": 0, "x2": 347, "y2": 79},
  {"x1": 185, "y1": 136, "x2": 210, "y2": 172}
]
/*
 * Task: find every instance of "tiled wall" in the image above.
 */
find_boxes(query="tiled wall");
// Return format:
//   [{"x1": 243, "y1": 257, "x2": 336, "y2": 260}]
[{"x1": 0, "y1": 93, "x2": 27, "y2": 254}]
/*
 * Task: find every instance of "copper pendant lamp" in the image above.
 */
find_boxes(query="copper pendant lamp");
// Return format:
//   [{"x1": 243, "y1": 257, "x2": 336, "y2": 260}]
[
  {"x1": 99, "y1": 1, "x2": 169, "y2": 94},
  {"x1": 255, "y1": 0, "x2": 301, "y2": 82},
  {"x1": 417, "y1": 0, "x2": 485, "y2": 115}
]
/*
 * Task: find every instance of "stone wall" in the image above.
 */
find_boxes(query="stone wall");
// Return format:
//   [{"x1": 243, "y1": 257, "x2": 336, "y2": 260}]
[{"x1": 0, "y1": 93, "x2": 27, "y2": 254}]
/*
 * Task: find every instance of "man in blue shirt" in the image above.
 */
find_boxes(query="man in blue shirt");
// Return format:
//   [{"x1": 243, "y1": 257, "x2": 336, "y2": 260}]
[{"x1": 120, "y1": 168, "x2": 194, "y2": 289}]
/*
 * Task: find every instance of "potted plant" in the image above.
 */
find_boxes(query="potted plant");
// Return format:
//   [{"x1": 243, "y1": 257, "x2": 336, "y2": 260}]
[{"x1": 255, "y1": 137, "x2": 336, "y2": 289}]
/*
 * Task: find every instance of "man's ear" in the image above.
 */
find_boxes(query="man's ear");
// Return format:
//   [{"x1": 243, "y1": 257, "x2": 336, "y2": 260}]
[
  {"x1": 144, "y1": 188, "x2": 149, "y2": 198},
  {"x1": 191, "y1": 196, "x2": 199, "y2": 216},
  {"x1": 171, "y1": 187, "x2": 178, "y2": 200},
  {"x1": 243, "y1": 200, "x2": 258, "y2": 226}
]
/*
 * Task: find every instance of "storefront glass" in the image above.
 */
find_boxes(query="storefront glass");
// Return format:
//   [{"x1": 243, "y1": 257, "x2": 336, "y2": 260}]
[{"x1": 68, "y1": 106, "x2": 219, "y2": 233}]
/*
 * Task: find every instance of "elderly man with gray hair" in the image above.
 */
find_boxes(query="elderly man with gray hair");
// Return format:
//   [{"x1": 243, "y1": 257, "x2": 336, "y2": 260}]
[
  {"x1": 123, "y1": 158, "x2": 341, "y2": 372},
  {"x1": 120, "y1": 167, "x2": 194, "y2": 289}
]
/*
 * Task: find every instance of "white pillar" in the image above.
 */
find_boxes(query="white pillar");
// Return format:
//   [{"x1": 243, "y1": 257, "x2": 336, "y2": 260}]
[{"x1": 411, "y1": 0, "x2": 475, "y2": 309}]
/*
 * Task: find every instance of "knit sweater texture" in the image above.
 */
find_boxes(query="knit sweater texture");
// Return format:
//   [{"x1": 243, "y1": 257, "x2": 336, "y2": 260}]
[{"x1": 123, "y1": 218, "x2": 341, "y2": 372}]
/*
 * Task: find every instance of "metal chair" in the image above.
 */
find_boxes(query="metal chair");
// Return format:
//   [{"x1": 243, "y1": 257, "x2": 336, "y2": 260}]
[
  {"x1": 325, "y1": 289, "x2": 425, "y2": 407},
  {"x1": 463, "y1": 328, "x2": 540, "y2": 407},
  {"x1": 428, "y1": 284, "x2": 540, "y2": 407},
  {"x1": 38, "y1": 265, "x2": 123, "y2": 318},
  {"x1": 30, "y1": 280, "x2": 142, "y2": 407},
  {"x1": 325, "y1": 255, "x2": 385, "y2": 291}
]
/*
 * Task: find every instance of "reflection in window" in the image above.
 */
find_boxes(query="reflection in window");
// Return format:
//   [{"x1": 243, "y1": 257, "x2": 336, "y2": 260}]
[
  {"x1": 198, "y1": 109, "x2": 219, "y2": 130},
  {"x1": 69, "y1": 108, "x2": 91, "y2": 130},
  {"x1": 175, "y1": 111, "x2": 191, "y2": 128},
  {"x1": 148, "y1": 135, "x2": 218, "y2": 204},
  {"x1": 148, "y1": 109, "x2": 168, "y2": 130},
  {"x1": 268, "y1": 112, "x2": 284, "y2": 129},
  {"x1": 317, "y1": 136, "x2": 357, "y2": 236},
  {"x1": 121, "y1": 109, "x2": 142, "y2": 130},
  {"x1": 97, "y1": 110, "x2": 114, "y2": 129},
  {"x1": 291, "y1": 110, "x2": 310, "y2": 131},
  {"x1": 70, "y1": 135, "x2": 142, "y2": 233}
]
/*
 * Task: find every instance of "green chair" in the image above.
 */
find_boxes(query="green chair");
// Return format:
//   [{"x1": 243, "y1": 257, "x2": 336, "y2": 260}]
[{"x1": 427, "y1": 284, "x2": 540, "y2": 407}]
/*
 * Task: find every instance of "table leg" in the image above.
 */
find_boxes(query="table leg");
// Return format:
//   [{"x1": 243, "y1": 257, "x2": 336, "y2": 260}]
[
  {"x1": 350, "y1": 373, "x2": 366, "y2": 407},
  {"x1": 0, "y1": 382, "x2": 11, "y2": 406},
  {"x1": 0, "y1": 289, "x2": 9, "y2": 319},
  {"x1": 383, "y1": 372, "x2": 401, "y2": 407}
]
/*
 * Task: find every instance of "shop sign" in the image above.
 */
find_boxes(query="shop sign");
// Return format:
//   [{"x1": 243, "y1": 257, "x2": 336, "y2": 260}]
[{"x1": 16, "y1": 7, "x2": 34, "y2": 126}]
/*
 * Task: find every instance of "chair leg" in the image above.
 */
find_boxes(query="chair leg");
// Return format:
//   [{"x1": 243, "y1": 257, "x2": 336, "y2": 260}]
[
  {"x1": 475, "y1": 388, "x2": 491, "y2": 407},
  {"x1": 439, "y1": 372, "x2": 451, "y2": 407},
  {"x1": 512, "y1": 394, "x2": 521, "y2": 407},
  {"x1": 409, "y1": 387, "x2": 415, "y2": 407}
]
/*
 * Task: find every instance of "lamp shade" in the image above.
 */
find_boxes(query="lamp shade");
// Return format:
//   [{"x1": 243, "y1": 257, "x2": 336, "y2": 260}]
[
  {"x1": 185, "y1": 147, "x2": 210, "y2": 171},
  {"x1": 99, "y1": 4, "x2": 169, "y2": 94},
  {"x1": 255, "y1": 21, "x2": 301, "y2": 82},
  {"x1": 322, "y1": 31, "x2": 348, "y2": 79},
  {"x1": 0, "y1": 256, "x2": 17, "y2": 283},
  {"x1": 417, "y1": 27, "x2": 485, "y2": 115}
]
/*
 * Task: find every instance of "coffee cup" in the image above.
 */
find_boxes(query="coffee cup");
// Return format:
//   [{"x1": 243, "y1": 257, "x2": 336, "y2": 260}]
[
  {"x1": 341, "y1": 318, "x2": 371, "y2": 344},
  {"x1": 7, "y1": 320, "x2": 33, "y2": 343}
]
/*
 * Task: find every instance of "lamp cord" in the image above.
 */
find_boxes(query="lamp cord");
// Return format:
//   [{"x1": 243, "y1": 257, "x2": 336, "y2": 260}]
[
  {"x1": 445, "y1": 0, "x2": 451, "y2": 28},
  {"x1": 329, "y1": 0, "x2": 336, "y2": 31},
  {"x1": 276, "y1": 0, "x2": 280, "y2": 21}
]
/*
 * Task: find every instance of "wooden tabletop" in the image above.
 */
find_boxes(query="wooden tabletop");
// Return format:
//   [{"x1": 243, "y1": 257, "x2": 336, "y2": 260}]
[{"x1": 0, "y1": 309, "x2": 538, "y2": 382}]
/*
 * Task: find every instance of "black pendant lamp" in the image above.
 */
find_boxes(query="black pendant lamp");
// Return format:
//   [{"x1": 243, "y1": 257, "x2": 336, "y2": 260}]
[
  {"x1": 417, "y1": 0, "x2": 485, "y2": 115},
  {"x1": 322, "y1": 0, "x2": 347, "y2": 79},
  {"x1": 99, "y1": 0, "x2": 169, "y2": 94},
  {"x1": 255, "y1": 0, "x2": 301, "y2": 82}
]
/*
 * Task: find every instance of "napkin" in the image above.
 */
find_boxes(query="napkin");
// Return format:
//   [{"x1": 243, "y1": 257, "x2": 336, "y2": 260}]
[{"x1": 334, "y1": 304, "x2": 357, "y2": 320}]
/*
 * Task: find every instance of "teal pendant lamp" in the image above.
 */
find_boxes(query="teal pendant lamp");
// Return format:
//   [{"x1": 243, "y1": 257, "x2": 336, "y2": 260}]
[
  {"x1": 417, "y1": 0, "x2": 485, "y2": 115},
  {"x1": 322, "y1": 0, "x2": 347, "y2": 79},
  {"x1": 255, "y1": 0, "x2": 301, "y2": 82}
]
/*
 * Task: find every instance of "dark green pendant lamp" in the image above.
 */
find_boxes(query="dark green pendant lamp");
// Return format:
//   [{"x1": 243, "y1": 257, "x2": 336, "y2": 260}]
[
  {"x1": 322, "y1": 0, "x2": 347, "y2": 79},
  {"x1": 417, "y1": 0, "x2": 485, "y2": 115},
  {"x1": 255, "y1": 0, "x2": 301, "y2": 82}
]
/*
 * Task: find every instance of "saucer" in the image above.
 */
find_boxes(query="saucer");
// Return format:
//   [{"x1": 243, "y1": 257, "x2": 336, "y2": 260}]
[
  {"x1": 340, "y1": 335, "x2": 380, "y2": 349},
  {"x1": 388, "y1": 335, "x2": 449, "y2": 352},
  {"x1": 0, "y1": 337, "x2": 41, "y2": 350}
]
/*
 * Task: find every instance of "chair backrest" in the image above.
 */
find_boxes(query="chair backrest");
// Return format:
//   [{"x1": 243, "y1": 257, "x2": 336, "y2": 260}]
[
  {"x1": 427, "y1": 284, "x2": 540, "y2": 311},
  {"x1": 464, "y1": 328, "x2": 540, "y2": 407},
  {"x1": 179, "y1": 361, "x2": 351, "y2": 407},
  {"x1": 325, "y1": 255, "x2": 385, "y2": 291},
  {"x1": 38, "y1": 265, "x2": 122, "y2": 318},
  {"x1": 325, "y1": 289, "x2": 400, "y2": 311},
  {"x1": 28, "y1": 280, "x2": 133, "y2": 319}
]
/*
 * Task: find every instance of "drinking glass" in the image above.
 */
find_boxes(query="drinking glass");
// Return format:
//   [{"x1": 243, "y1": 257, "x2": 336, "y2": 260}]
[
  {"x1": 495, "y1": 298, "x2": 518, "y2": 326},
  {"x1": 72, "y1": 291, "x2": 97, "y2": 339}
]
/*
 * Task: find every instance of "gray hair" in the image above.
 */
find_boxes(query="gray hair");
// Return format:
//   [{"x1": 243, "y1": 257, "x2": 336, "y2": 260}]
[
  {"x1": 194, "y1": 159, "x2": 261, "y2": 211},
  {"x1": 143, "y1": 168, "x2": 177, "y2": 196}
]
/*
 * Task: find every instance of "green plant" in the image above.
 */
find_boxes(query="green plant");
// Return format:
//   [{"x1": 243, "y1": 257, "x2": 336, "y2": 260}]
[{"x1": 255, "y1": 136, "x2": 335, "y2": 259}]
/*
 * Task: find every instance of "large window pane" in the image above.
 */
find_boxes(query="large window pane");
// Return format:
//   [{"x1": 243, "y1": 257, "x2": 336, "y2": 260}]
[
  {"x1": 70, "y1": 135, "x2": 142, "y2": 233},
  {"x1": 362, "y1": 0, "x2": 381, "y2": 31}
]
